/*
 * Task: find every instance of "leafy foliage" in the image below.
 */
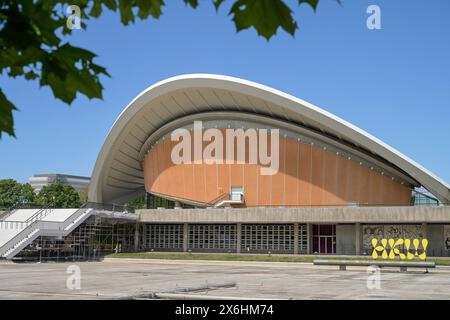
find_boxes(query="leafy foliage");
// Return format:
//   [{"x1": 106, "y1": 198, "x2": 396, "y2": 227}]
[
  {"x1": 77, "y1": 187, "x2": 89, "y2": 204},
  {"x1": 0, "y1": 0, "x2": 110, "y2": 138},
  {"x1": 0, "y1": 89, "x2": 16, "y2": 137},
  {"x1": 229, "y1": 0, "x2": 297, "y2": 40},
  {"x1": 0, "y1": 0, "x2": 338, "y2": 138},
  {"x1": 0, "y1": 179, "x2": 36, "y2": 208},
  {"x1": 127, "y1": 196, "x2": 146, "y2": 210},
  {"x1": 36, "y1": 183, "x2": 82, "y2": 208}
]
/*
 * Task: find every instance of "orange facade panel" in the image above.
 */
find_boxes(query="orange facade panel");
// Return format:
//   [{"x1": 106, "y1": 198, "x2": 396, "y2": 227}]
[
  {"x1": 336, "y1": 155, "x2": 349, "y2": 205},
  {"x1": 284, "y1": 138, "x2": 299, "y2": 206},
  {"x1": 310, "y1": 147, "x2": 324, "y2": 206},
  {"x1": 142, "y1": 135, "x2": 412, "y2": 207},
  {"x1": 270, "y1": 137, "x2": 285, "y2": 206},
  {"x1": 298, "y1": 143, "x2": 312, "y2": 206}
]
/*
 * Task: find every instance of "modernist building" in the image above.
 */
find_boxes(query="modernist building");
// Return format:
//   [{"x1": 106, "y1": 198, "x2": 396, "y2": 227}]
[
  {"x1": 2, "y1": 74, "x2": 450, "y2": 261},
  {"x1": 85, "y1": 74, "x2": 450, "y2": 256},
  {"x1": 29, "y1": 173, "x2": 90, "y2": 193}
]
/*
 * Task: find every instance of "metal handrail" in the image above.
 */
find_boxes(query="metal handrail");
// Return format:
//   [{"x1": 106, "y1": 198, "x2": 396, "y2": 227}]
[
  {"x1": 0, "y1": 205, "x2": 52, "y2": 224},
  {"x1": 0, "y1": 203, "x2": 95, "y2": 230},
  {"x1": 85, "y1": 202, "x2": 135, "y2": 213},
  {"x1": 235, "y1": 203, "x2": 443, "y2": 208},
  {"x1": 0, "y1": 210, "x2": 52, "y2": 230},
  {"x1": 59, "y1": 208, "x2": 93, "y2": 231},
  {"x1": 151, "y1": 192, "x2": 231, "y2": 208},
  {"x1": 0, "y1": 218, "x2": 41, "y2": 257},
  {"x1": 0, "y1": 208, "x2": 92, "y2": 258},
  {"x1": 0, "y1": 201, "x2": 28, "y2": 221},
  {"x1": 24, "y1": 205, "x2": 53, "y2": 224},
  {"x1": 206, "y1": 193, "x2": 230, "y2": 206},
  {"x1": 0, "y1": 220, "x2": 28, "y2": 230},
  {"x1": 1, "y1": 203, "x2": 91, "y2": 226},
  {"x1": 213, "y1": 193, "x2": 244, "y2": 208}
]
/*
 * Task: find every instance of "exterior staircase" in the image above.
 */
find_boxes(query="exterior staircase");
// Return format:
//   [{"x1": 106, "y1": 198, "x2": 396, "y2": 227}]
[{"x1": 0, "y1": 208, "x2": 93, "y2": 260}]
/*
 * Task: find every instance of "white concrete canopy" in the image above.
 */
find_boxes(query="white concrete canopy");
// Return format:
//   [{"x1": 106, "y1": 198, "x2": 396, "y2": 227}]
[{"x1": 88, "y1": 74, "x2": 450, "y2": 204}]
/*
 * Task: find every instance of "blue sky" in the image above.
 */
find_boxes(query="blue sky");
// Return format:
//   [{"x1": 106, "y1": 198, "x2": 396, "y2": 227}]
[{"x1": 1, "y1": 0, "x2": 449, "y2": 184}]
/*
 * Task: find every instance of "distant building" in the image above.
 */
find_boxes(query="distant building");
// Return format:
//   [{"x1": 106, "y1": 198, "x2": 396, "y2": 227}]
[{"x1": 29, "y1": 174, "x2": 90, "y2": 193}]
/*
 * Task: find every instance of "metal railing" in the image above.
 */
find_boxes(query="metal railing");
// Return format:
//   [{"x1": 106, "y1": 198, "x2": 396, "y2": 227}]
[
  {"x1": 85, "y1": 202, "x2": 135, "y2": 214},
  {"x1": 0, "y1": 202, "x2": 134, "y2": 232},
  {"x1": 0, "y1": 220, "x2": 28, "y2": 230},
  {"x1": 0, "y1": 208, "x2": 93, "y2": 258},
  {"x1": 0, "y1": 201, "x2": 30, "y2": 221},
  {"x1": 214, "y1": 193, "x2": 244, "y2": 208},
  {"x1": 206, "y1": 193, "x2": 229, "y2": 206},
  {"x1": 0, "y1": 217, "x2": 43, "y2": 257},
  {"x1": 139, "y1": 201, "x2": 449, "y2": 210},
  {"x1": 239, "y1": 202, "x2": 447, "y2": 208},
  {"x1": 0, "y1": 205, "x2": 53, "y2": 228},
  {"x1": 0, "y1": 201, "x2": 135, "y2": 259},
  {"x1": 24, "y1": 206, "x2": 53, "y2": 224}
]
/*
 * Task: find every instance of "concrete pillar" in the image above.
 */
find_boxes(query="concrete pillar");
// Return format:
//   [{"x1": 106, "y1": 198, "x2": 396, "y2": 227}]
[
  {"x1": 134, "y1": 223, "x2": 140, "y2": 251},
  {"x1": 142, "y1": 224, "x2": 147, "y2": 250},
  {"x1": 293, "y1": 223, "x2": 299, "y2": 255},
  {"x1": 147, "y1": 224, "x2": 152, "y2": 250},
  {"x1": 174, "y1": 201, "x2": 182, "y2": 209},
  {"x1": 422, "y1": 222, "x2": 429, "y2": 257},
  {"x1": 422, "y1": 222, "x2": 427, "y2": 238},
  {"x1": 236, "y1": 223, "x2": 241, "y2": 254},
  {"x1": 336, "y1": 224, "x2": 356, "y2": 255},
  {"x1": 355, "y1": 223, "x2": 361, "y2": 255},
  {"x1": 428, "y1": 224, "x2": 444, "y2": 257},
  {"x1": 183, "y1": 223, "x2": 189, "y2": 252},
  {"x1": 307, "y1": 224, "x2": 312, "y2": 254}
]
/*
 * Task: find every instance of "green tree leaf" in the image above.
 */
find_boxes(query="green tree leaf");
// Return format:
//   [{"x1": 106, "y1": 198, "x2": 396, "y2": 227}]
[
  {"x1": 0, "y1": 179, "x2": 36, "y2": 208},
  {"x1": 0, "y1": 0, "x2": 338, "y2": 139},
  {"x1": 37, "y1": 183, "x2": 82, "y2": 208},
  {"x1": 184, "y1": 0, "x2": 199, "y2": 8},
  {"x1": 0, "y1": 90, "x2": 17, "y2": 139},
  {"x1": 127, "y1": 196, "x2": 147, "y2": 209},
  {"x1": 229, "y1": 0, "x2": 297, "y2": 40},
  {"x1": 213, "y1": 0, "x2": 226, "y2": 11},
  {"x1": 118, "y1": 0, "x2": 134, "y2": 25},
  {"x1": 299, "y1": 0, "x2": 319, "y2": 11}
]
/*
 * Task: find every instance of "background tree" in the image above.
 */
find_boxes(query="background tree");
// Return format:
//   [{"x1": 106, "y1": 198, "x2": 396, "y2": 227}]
[
  {"x1": 0, "y1": 0, "x2": 339, "y2": 138},
  {"x1": 76, "y1": 187, "x2": 89, "y2": 204},
  {"x1": 127, "y1": 196, "x2": 147, "y2": 210},
  {"x1": 0, "y1": 179, "x2": 36, "y2": 208},
  {"x1": 36, "y1": 183, "x2": 82, "y2": 208}
]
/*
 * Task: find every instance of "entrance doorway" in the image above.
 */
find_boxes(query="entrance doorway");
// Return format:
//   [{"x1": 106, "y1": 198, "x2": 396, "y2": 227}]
[{"x1": 312, "y1": 224, "x2": 336, "y2": 254}]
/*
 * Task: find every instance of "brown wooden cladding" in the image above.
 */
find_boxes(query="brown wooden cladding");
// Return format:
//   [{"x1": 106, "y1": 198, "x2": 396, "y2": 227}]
[{"x1": 143, "y1": 132, "x2": 412, "y2": 207}]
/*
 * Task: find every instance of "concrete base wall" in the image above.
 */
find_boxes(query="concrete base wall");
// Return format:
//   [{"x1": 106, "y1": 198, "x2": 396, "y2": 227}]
[
  {"x1": 138, "y1": 206, "x2": 450, "y2": 224},
  {"x1": 428, "y1": 224, "x2": 445, "y2": 257},
  {"x1": 137, "y1": 206, "x2": 450, "y2": 257},
  {"x1": 336, "y1": 225, "x2": 356, "y2": 255},
  {"x1": 137, "y1": 221, "x2": 450, "y2": 257}
]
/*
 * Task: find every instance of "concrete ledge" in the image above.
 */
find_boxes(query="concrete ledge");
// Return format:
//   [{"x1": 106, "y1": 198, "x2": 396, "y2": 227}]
[
  {"x1": 313, "y1": 259, "x2": 435, "y2": 268},
  {"x1": 103, "y1": 257, "x2": 320, "y2": 269},
  {"x1": 138, "y1": 206, "x2": 450, "y2": 224}
]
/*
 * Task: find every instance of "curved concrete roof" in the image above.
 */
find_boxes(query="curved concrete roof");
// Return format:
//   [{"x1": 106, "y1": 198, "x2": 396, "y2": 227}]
[{"x1": 88, "y1": 74, "x2": 450, "y2": 204}]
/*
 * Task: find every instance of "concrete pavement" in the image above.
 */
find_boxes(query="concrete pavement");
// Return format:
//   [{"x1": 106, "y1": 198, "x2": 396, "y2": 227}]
[{"x1": 0, "y1": 259, "x2": 449, "y2": 299}]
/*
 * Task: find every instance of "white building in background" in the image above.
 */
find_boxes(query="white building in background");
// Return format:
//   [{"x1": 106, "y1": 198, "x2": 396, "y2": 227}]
[{"x1": 29, "y1": 174, "x2": 90, "y2": 193}]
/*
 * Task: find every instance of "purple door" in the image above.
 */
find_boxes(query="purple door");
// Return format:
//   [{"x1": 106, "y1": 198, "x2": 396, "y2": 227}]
[{"x1": 312, "y1": 224, "x2": 336, "y2": 254}]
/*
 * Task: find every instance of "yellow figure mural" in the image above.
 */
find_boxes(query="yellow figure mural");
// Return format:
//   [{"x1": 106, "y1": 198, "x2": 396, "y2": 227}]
[
  {"x1": 388, "y1": 239, "x2": 405, "y2": 260},
  {"x1": 371, "y1": 238, "x2": 388, "y2": 259},
  {"x1": 371, "y1": 238, "x2": 428, "y2": 260}
]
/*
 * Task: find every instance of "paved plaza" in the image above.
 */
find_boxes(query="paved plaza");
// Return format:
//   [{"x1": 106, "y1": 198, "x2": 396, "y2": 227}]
[{"x1": 0, "y1": 258, "x2": 449, "y2": 300}]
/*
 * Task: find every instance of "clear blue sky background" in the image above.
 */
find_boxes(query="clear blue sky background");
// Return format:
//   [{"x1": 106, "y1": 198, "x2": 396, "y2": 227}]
[{"x1": 1, "y1": 0, "x2": 449, "y2": 184}]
